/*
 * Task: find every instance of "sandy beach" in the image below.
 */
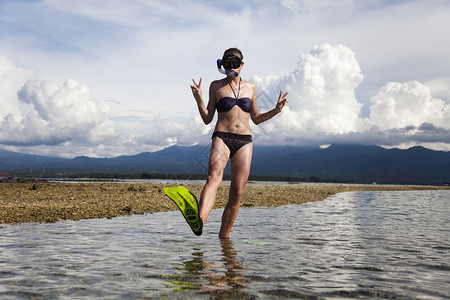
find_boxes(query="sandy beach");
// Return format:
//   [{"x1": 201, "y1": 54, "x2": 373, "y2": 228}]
[{"x1": 1, "y1": 181, "x2": 448, "y2": 224}]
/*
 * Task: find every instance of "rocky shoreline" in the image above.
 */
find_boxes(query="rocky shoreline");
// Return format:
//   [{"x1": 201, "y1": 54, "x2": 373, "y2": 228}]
[{"x1": 1, "y1": 181, "x2": 448, "y2": 224}]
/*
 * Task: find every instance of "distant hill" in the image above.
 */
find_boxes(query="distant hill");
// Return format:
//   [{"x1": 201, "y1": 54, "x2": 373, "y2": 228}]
[
  {"x1": 0, "y1": 149, "x2": 66, "y2": 171},
  {"x1": 251, "y1": 144, "x2": 450, "y2": 184},
  {"x1": 1, "y1": 144, "x2": 449, "y2": 185}
]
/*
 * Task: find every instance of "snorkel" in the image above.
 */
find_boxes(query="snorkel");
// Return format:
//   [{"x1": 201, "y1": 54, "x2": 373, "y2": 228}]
[{"x1": 217, "y1": 59, "x2": 239, "y2": 77}]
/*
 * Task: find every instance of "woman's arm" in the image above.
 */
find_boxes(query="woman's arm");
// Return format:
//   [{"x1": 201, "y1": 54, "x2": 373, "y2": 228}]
[
  {"x1": 191, "y1": 77, "x2": 216, "y2": 125},
  {"x1": 251, "y1": 89, "x2": 288, "y2": 125}
]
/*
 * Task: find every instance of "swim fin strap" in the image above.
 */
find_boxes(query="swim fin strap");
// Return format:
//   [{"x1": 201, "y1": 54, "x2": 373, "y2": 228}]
[{"x1": 163, "y1": 186, "x2": 203, "y2": 236}]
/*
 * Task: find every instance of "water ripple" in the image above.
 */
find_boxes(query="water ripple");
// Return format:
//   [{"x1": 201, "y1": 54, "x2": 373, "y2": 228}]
[{"x1": 0, "y1": 190, "x2": 449, "y2": 299}]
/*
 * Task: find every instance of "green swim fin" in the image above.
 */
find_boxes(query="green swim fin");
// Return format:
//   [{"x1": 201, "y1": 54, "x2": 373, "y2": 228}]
[{"x1": 164, "y1": 186, "x2": 203, "y2": 236}]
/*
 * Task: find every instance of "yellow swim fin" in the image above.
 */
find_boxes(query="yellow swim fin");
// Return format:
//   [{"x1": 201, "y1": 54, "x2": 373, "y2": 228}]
[{"x1": 164, "y1": 186, "x2": 203, "y2": 236}]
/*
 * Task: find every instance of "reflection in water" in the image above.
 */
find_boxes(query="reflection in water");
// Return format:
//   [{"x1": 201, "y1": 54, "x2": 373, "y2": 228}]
[
  {"x1": 168, "y1": 239, "x2": 250, "y2": 298},
  {"x1": 202, "y1": 239, "x2": 249, "y2": 293},
  {"x1": 165, "y1": 248, "x2": 204, "y2": 292}
]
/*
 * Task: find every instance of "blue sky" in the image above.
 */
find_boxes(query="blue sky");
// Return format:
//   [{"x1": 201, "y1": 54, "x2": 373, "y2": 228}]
[{"x1": 0, "y1": 0, "x2": 449, "y2": 157}]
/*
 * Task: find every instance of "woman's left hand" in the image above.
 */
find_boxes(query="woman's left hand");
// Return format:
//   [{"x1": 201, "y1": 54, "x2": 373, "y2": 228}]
[{"x1": 276, "y1": 90, "x2": 288, "y2": 112}]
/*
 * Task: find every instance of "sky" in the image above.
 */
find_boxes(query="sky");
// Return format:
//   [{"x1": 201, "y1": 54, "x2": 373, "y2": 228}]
[{"x1": 0, "y1": 0, "x2": 449, "y2": 158}]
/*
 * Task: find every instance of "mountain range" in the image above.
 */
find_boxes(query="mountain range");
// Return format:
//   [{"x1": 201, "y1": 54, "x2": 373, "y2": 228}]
[{"x1": 1, "y1": 144, "x2": 449, "y2": 185}]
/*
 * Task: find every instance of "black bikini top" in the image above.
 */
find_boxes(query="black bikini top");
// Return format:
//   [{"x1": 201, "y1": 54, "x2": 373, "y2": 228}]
[
  {"x1": 216, "y1": 97, "x2": 253, "y2": 113},
  {"x1": 216, "y1": 78, "x2": 253, "y2": 113}
]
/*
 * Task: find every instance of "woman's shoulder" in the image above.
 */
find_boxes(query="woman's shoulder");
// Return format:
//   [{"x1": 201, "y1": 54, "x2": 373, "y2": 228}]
[
  {"x1": 242, "y1": 79, "x2": 256, "y2": 88},
  {"x1": 211, "y1": 78, "x2": 227, "y2": 84},
  {"x1": 210, "y1": 78, "x2": 227, "y2": 89},
  {"x1": 241, "y1": 79, "x2": 257, "y2": 92}
]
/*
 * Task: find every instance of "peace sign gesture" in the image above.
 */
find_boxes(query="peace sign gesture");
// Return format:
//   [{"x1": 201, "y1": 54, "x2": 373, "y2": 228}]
[
  {"x1": 190, "y1": 77, "x2": 203, "y2": 102},
  {"x1": 276, "y1": 90, "x2": 288, "y2": 112}
]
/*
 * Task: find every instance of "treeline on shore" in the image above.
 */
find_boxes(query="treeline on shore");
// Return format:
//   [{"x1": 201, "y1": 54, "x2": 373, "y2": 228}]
[
  {"x1": 71, "y1": 172, "x2": 330, "y2": 183},
  {"x1": 2, "y1": 172, "x2": 338, "y2": 184}
]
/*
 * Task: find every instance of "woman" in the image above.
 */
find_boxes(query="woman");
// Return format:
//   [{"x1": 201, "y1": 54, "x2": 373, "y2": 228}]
[{"x1": 190, "y1": 48, "x2": 287, "y2": 239}]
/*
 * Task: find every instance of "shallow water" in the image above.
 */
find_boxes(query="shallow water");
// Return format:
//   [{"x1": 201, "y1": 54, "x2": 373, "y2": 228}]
[{"x1": 1, "y1": 190, "x2": 449, "y2": 299}]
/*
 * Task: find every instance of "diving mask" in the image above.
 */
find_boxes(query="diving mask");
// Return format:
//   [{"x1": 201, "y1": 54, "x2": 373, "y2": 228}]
[{"x1": 217, "y1": 54, "x2": 242, "y2": 77}]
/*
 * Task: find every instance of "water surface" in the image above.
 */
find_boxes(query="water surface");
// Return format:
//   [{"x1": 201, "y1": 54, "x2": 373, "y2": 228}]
[{"x1": 1, "y1": 190, "x2": 449, "y2": 299}]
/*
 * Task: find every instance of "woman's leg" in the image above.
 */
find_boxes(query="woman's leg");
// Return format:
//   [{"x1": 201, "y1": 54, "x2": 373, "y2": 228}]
[
  {"x1": 219, "y1": 142, "x2": 253, "y2": 239},
  {"x1": 199, "y1": 137, "x2": 230, "y2": 223}
]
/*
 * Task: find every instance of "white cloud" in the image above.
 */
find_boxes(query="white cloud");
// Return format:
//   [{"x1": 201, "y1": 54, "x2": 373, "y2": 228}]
[
  {"x1": 0, "y1": 52, "x2": 209, "y2": 157},
  {"x1": 368, "y1": 81, "x2": 450, "y2": 131},
  {"x1": 0, "y1": 76, "x2": 119, "y2": 147},
  {"x1": 252, "y1": 43, "x2": 366, "y2": 142},
  {"x1": 250, "y1": 44, "x2": 450, "y2": 150}
]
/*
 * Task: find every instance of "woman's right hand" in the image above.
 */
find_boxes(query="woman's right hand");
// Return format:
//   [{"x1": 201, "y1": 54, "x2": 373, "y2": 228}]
[{"x1": 190, "y1": 78, "x2": 203, "y2": 101}]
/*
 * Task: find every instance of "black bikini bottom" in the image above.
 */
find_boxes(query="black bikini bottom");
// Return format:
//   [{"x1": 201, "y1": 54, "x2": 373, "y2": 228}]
[{"x1": 212, "y1": 131, "x2": 252, "y2": 157}]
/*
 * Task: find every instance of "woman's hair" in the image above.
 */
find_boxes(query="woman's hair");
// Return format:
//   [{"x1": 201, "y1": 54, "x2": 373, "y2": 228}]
[{"x1": 223, "y1": 48, "x2": 243, "y2": 60}]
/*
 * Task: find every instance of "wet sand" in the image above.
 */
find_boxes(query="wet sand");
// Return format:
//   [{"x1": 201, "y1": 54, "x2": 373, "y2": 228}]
[{"x1": 1, "y1": 181, "x2": 448, "y2": 224}]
